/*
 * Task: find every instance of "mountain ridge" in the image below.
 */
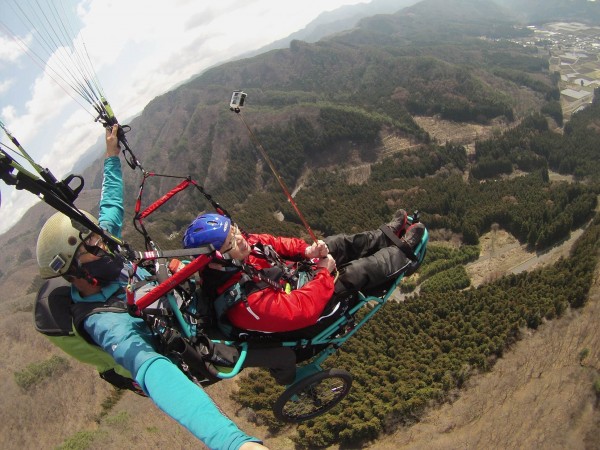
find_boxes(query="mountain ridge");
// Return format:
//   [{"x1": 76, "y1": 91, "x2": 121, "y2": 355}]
[{"x1": 0, "y1": 0, "x2": 599, "y2": 448}]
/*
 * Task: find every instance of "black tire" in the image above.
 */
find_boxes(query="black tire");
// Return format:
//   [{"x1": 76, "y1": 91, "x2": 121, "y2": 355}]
[{"x1": 273, "y1": 368, "x2": 352, "y2": 423}]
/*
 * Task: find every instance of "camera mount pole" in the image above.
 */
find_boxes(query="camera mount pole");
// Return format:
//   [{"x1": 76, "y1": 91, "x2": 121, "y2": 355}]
[{"x1": 231, "y1": 104, "x2": 318, "y2": 244}]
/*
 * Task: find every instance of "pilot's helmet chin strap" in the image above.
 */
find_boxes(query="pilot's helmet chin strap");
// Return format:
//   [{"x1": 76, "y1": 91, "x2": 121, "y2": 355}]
[{"x1": 69, "y1": 261, "x2": 99, "y2": 287}]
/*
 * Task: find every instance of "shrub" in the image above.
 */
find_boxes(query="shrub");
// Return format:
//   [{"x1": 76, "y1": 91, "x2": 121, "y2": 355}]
[
  {"x1": 17, "y1": 247, "x2": 33, "y2": 264},
  {"x1": 420, "y1": 266, "x2": 471, "y2": 293},
  {"x1": 97, "y1": 389, "x2": 125, "y2": 421},
  {"x1": 578, "y1": 348, "x2": 590, "y2": 364},
  {"x1": 400, "y1": 278, "x2": 417, "y2": 293},
  {"x1": 56, "y1": 430, "x2": 105, "y2": 450},
  {"x1": 103, "y1": 411, "x2": 129, "y2": 426},
  {"x1": 14, "y1": 355, "x2": 70, "y2": 390},
  {"x1": 26, "y1": 276, "x2": 45, "y2": 295},
  {"x1": 593, "y1": 378, "x2": 600, "y2": 398}
]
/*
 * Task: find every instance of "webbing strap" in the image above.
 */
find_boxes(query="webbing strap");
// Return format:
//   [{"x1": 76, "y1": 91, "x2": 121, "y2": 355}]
[
  {"x1": 379, "y1": 225, "x2": 417, "y2": 261},
  {"x1": 132, "y1": 253, "x2": 213, "y2": 313},
  {"x1": 241, "y1": 262, "x2": 286, "y2": 292},
  {"x1": 132, "y1": 172, "x2": 231, "y2": 251},
  {"x1": 137, "y1": 178, "x2": 192, "y2": 220}
]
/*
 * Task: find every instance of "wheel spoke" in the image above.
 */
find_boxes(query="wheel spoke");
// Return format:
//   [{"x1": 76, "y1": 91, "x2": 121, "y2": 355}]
[{"x1": 273, "y1": 369, "x2": 353, "y2": 422}]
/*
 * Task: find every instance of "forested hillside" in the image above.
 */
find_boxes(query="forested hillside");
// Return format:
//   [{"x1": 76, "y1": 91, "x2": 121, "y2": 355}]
[
  {"x1": 1, "y1": 0, "x2": 599, "y2": 449},
  {"x1": 228, "y1": 97, "x2": 600, "y2": 448},
  {"x1": 106, "y1": 0, "x2": 569, "y2": 251}
]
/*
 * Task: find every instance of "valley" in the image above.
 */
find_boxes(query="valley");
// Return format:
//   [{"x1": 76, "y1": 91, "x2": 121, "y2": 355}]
[{"x1": 0, "y1": 3, "x2": 599, "y2": 449}]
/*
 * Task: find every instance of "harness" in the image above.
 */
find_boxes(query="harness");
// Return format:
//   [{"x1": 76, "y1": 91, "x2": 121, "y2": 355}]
[
  {"x1": 34, "y1": 278, "x2": 144, "y2": 395},
  {"x1": 35, "y1": 269, "x2": 236, "y2": 389},
  {"x1": 209, "y1": 243, "x2": 316, "y2": 337}
]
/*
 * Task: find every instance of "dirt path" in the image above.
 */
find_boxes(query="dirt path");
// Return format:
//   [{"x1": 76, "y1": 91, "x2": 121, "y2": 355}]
[
  {"x1": 467, "y1": 194, "x2": 599, "y2": 286},
  {"x1": 509, "y1": 226, "x2": 586, "y2": 275},
  {"x1": 466, "y1": 225, "x2": 588, "y2": 287}
]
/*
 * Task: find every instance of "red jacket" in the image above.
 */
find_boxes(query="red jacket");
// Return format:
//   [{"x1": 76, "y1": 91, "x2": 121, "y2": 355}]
[{"x1": 220, "y1": 233, "x2": 335, "y2": 333}]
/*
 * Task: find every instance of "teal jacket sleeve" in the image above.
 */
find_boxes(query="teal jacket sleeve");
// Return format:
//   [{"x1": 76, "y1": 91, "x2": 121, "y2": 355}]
[
  {"x1": 98, "y1": 156, "x2": 124, "y2": 237},
  {"x1": 139, "y1": 358, "x2": 261, "y2": 450},
  {"x1": 83, "y1": 313, "x2": 261, "y2": 450}
]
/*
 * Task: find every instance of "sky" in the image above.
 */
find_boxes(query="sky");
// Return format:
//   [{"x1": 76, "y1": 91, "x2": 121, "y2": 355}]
[{"x1": 0, "y1": 0, "x2": 366, "y2": 235}]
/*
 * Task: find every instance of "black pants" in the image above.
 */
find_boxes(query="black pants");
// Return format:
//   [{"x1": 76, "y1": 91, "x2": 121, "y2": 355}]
[
  {"x1": 243, "y1": 346, "x2": 297, "y2": 385},
  {"x1": 325, "y1": 228, "x2": 411, "y2": 295}
]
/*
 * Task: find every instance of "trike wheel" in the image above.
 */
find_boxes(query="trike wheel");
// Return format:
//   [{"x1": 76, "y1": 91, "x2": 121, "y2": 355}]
[{"x1": 273, "y1": 368, "x2": 352, "y2": 423}]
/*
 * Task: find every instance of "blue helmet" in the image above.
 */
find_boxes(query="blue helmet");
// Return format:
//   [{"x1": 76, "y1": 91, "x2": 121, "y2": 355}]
[{"x1": 183, "y1": 213, "x2": 231, "y2": 250}]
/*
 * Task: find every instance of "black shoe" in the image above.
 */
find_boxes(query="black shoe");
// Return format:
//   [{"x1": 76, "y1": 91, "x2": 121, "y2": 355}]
[
  {"x1": 402, "y1": 223, "x2": 425, "y2": 250},
  {"x1": 387, "y1": 209, "x2": 408, "y2": 237}
]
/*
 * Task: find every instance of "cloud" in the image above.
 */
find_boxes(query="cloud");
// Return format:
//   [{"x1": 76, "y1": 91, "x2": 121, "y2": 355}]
[
  {"x1": 0, "y1": 32, "x2": 30, "y2": 63},
  {"x1": 1, "y1": 0, "x2": 366, "y2": 237},
  {"x1": 1, "y1": 104, "x2": 17, "y2": 122},
  {"x1": 38, "y1": 110, "x2": 99, "y2": 178},
  {"x1": 0, "y1": 189, "x2": 38, "y2": 235},
  {"x1": 0, "y1": 79, "x2": 13, "y2": 95},
  {"x1": 4, "y1": 69, "x2": 75, "y2": 147}
]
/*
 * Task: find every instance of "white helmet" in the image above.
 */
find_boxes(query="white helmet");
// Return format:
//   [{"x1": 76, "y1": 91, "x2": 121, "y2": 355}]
[{"x1": 36, "y1": 211, "x2": 97, "y2": 279}]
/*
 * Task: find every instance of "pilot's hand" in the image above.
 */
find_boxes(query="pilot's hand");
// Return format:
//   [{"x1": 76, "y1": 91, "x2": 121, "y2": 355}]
[
  {"x1": 305, "y1": 240, "x2": 329, "y2": 259},
  {"x1": 240, "y1": 442, "x2": 269, "y2": 450},
  {"x1": 105, "y1": 124, "x2": 121, "y2": 158},
  {"x1": 316, "y1": 254, "x2": 336, "y2": 273}
]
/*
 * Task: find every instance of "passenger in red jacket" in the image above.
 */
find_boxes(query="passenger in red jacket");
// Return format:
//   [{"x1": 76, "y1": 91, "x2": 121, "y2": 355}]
[{"x1": 183, "y1": 211, "x2": 425, "y2": 334}]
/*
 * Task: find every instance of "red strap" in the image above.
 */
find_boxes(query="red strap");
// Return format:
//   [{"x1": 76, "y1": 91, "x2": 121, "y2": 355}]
[
  {"x1": 138, "y1": 179, "x2": 192, "y2": 220},
  {"x1": 134, "y1": 254, "x2": 212, "y2": 311}
]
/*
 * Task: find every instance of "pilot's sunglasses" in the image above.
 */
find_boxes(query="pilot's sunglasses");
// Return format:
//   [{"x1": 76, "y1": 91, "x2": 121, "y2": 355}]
[{"x1": 79, "y1": 233, "x2": 110, "y2": 258}]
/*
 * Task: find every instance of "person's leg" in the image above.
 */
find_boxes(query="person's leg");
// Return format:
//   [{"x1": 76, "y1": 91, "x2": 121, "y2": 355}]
[
  {"x1": 324, "y1": 229, "x2": 389, "y2": 265},
  {"x1": 334, "y1": 245, "x2": 411, "y2": 294},
  {"x1": 324, "y1": 210, "x2": 410, "y2": 265},
  {"x1": 333, "y1": 223, "x2": 426, "y2": 294}
]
